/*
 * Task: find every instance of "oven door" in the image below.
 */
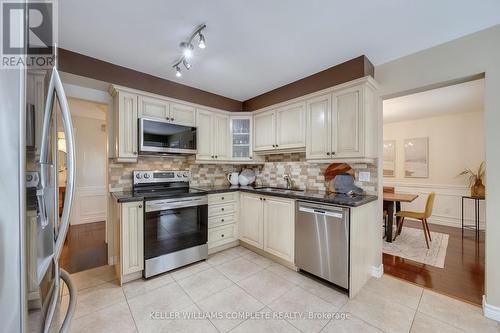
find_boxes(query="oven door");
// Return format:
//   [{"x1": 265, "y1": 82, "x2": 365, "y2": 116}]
[
  {"x1": 144, "y1": 196, "x2": 208, "y2": 261},
  {"x1": 139, "y1": 118, "x2": 197, "y2": 154}
]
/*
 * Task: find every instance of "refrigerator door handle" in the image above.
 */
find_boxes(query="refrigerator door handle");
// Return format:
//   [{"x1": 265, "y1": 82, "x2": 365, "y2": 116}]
[
  {"x1": 39, "y1": 68, "x2": 77, "y2": 333},
  {"x1": 42, "y1": 68, "x2": 75, "y2": 261}
]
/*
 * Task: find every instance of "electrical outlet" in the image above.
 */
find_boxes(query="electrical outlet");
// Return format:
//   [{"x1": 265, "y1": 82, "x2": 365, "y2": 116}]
[{"x1": 359, "y1": 171, "x2": 371, "y2": 182}]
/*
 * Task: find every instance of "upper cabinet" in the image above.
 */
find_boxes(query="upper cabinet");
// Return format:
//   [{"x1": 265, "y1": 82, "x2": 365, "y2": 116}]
[
  {"x1": 253, "y1": 110, "x2": 276, "y2": 151},
  {"x1": 306, "y1": 77, "x2": 377, "y2": 161},
  {"x1": 170, "y1": 103, "x2": 196, "y2": 127},
  {"x1": 138, "y1": 96, "x2": 195, "y2": 127},
  {"x1": 253, "y1": 102, "x2": 306, "y2": 152},
  {"x1": 196, "y1": 109, "x2": 230, "y2": 161},
  {"x1": 112, "y1": 89, "x2": 138, "y2": 162},
  {"x1": 230, "y1": 116, "x2": 253, "y2": 161}
]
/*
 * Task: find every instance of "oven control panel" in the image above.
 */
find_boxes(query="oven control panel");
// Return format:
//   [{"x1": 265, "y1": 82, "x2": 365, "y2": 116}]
[{"x1": 133, "y1": 170, "x2": 191, "y2": 184}]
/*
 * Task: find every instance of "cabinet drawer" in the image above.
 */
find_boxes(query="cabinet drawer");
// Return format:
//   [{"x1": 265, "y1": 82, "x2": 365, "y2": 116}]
[
  {"x1": 208, "y1": 223, "x2": 238, "y2": 247},
  {"x1": 208, "y1": 202, "x2": 237, "y2": 217},
  {"x1": 209, "y1": 213, "x2": 236, "y2": 228},
  {"x1": 208, "y1": 192, "x2": 237, "y2": 204}
]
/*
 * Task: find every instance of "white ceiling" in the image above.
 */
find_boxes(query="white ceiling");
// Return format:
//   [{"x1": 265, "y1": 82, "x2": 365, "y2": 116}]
[
  {"x1": 383, "y1": 79, "x2": 484, "y2": 123},
  {"x1": 59, "y1": 0, "x2": 500, "y2": 101}
]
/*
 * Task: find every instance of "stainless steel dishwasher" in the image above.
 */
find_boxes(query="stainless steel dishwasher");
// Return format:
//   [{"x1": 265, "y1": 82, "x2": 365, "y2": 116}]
[{"x1": 295, "y1": 201, "x2": 349, "y2": 289}]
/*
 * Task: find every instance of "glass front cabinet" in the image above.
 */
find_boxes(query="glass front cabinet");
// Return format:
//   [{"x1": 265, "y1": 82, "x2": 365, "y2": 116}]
[{"x1": 230, "y1": 116, "x2": 253, "y2": 160}]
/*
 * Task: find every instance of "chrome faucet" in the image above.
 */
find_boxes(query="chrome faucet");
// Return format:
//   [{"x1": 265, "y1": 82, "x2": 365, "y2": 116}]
[{"x1": 283, "y1": 174, "x2": 294, "y2": 189}]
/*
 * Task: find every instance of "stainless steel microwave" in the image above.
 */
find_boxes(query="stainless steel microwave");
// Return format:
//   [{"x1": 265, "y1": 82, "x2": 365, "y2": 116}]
[{"x1": 139, "y1": 118, "x2": 197, "y2": 155}]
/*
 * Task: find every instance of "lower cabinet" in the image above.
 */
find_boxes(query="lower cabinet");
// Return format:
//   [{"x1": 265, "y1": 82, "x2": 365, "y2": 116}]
[
  {"x1": 263, "y1": 197, "x2": 295, "y2": 262},
  {"x1": 115, "y1": 200, "x2": 144, "y2": 283},
  {"x1": 207, "y1": 193, "x2": 239, "y2": 249},
  {"x1": 240, "y1": 193, "x2": 295, "y2": 263},
  {"x1": 240, "y1": 193, "x2": 264, "y2": 248}
]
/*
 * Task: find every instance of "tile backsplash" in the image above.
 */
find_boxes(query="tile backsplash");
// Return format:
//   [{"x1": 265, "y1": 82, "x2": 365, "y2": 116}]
[{"x1": 109, "y1": 153, "x2": 378, "y2": 195}]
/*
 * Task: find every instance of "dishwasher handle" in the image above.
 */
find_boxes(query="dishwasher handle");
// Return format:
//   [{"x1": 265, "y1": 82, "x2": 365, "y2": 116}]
[{"x1": 298, "y1": 206, "x2": 344, "y2": 219}]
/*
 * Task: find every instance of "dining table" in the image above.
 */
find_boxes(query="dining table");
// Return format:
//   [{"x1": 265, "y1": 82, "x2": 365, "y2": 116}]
[{"x1": 383, "y1": 192, "x2": 419, "y2": 242}]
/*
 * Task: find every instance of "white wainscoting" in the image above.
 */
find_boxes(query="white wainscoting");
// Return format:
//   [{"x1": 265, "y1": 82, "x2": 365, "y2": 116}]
[
  {"x1": 384, "y1": 182, "x2": 485, "y2": 229},
  {"x1": 70, "y1": 185, "x2": 107, "y2": 225}
]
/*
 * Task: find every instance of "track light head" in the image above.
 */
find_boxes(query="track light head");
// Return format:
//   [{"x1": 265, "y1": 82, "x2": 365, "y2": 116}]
[
  {"x1": 175, "y1": 66, "x2": 182, "y2": 77},
  {"x1": 180, "y1": 42, "x2": 193, "y2": 58},
  {"x1": 182, "y1": 59, "x2": 191, "y2": 70},
  {"x1": 198, "y1": 33, "x2": 206, "y2": 49}
]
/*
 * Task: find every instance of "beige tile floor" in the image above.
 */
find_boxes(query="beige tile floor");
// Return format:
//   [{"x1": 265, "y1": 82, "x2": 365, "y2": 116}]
[{"x1": 55, "y1": 246, "x2": 499, "y2": 333}]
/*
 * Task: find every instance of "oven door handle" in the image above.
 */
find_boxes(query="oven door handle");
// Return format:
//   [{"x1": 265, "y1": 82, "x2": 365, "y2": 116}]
[{"x1": 146, "y1": 196, "x2": 208, "y2": 212}]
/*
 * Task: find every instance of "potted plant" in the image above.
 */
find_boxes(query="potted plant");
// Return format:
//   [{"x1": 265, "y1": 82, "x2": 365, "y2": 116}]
[{"x1": 459, "y1": 162, "x2": 485, "y2": 198}]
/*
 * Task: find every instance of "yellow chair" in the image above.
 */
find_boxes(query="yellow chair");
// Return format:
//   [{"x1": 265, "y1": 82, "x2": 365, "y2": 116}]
[{"x1": 395, "y1": 192, "x2": 435, "y2": 249}]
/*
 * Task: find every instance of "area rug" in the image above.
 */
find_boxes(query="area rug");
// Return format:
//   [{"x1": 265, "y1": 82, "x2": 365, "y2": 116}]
[{"x1": 383, "y1": 226, "x2": 449, "y2": 268}]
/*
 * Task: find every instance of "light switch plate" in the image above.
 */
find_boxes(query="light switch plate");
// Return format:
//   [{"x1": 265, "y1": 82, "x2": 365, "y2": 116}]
[{"x1": 359, "y1": 171, "x2": 371, "y2": 182}]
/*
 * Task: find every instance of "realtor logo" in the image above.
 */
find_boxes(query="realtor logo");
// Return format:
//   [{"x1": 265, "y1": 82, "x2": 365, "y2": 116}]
[{"x1": 1, "y1": 0, "x2": 57, "y2": 68}]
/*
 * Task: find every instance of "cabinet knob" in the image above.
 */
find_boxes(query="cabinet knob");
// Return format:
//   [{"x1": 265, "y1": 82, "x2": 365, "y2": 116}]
[
  {"x1": 221, "y1": 234, "x2": 225, "y2": 238},
  {"x1": 276, "y1": 145, "x2": 278, "y2": 147},
  {"x1": 221, "y1": 197, "x2": 224, "y2": 200},
  {"x1": 211, "y1": 155, "x2": 214, "y2": 159},
  {"x1": 249, "y1": 156, "x2": 253, "y2": 159},
  {"x1": 215, "y1": 155, "x2": 218, "y2": 159},
  {"x1": 138, "y1": 204, "x2": 142, "y2": 208},
  {"x1": 332, "y1": 152, "x2": 336, "y2": 155},
  {"x1": 171, "y1": 118, "x2": 175, "y2": 121},
  {"x1": 221, "y1": 218, "x2": 225, "y2": 222},
  {"x1": 263, "y1": 198, "x2": 266, "y2": 201},
  {"x1": 166, "y1": 117, "x2": 170, "y2": 121},
  {"x1": 221, "y1": 208, "x2": 225, "y2": 211},
  {"x1": 326, "y1": 152, "x2": 330, "y2": 156},
  {"x1": 133, "y1": 152, "x2": 137, "y2": 155}
]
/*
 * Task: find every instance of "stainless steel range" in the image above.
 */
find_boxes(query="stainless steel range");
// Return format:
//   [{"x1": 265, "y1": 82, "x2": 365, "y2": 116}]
[{"x1": 133, "y1": 170, "x2": 208, "y2": 278}]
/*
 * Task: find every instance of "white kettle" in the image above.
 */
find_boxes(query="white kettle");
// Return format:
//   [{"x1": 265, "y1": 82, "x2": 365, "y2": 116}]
[{"x1": 227, "y1": 172, "x2": 240, "y2": 186}]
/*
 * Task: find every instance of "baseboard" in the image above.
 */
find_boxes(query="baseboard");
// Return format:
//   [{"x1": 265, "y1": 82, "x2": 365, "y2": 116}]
[
  {"x1": 371, "y1": 264, "x2": 384, "y2": 278},
  {"x1": 483, "y1": 295, "x2": 500, "y2": 322}
]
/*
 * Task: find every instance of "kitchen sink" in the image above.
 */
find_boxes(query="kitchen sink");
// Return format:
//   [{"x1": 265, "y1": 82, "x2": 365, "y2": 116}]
[{"x1": 253, "y1": 187, "x2": 305, "y2": 193}]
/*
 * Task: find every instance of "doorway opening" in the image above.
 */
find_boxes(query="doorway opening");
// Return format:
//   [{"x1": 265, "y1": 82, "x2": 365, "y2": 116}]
[
  {"x1": 381, "y1": 78, "x2": 485, "y2": 305},
  {"x1": 59, "y1": 97, "x2": 109, "y2": 274}
]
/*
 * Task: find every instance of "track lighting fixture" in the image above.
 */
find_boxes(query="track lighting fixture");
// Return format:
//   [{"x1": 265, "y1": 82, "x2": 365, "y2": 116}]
[
  {"x1": 172, "y1": 24, "x2": 206, "y2": 78},
  {"x1": 180, "y1": 42, "x2": 193, "y2": 58},
  {"x1": 198, "y1": 33, "x2": 206, "y2": 49}
]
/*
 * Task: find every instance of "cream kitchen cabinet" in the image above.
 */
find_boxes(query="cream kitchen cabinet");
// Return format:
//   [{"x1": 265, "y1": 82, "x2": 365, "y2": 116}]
[
  {"x1": 276, "y1": 102, "x2": 306, "y2": 150},
  {"x1": 263, "y1": 196, "x2": 295, "y2": 262},
  {"x1": 239, "y1": 193, "x2": 264, "y2": 248},
  {"x1": 306, "y1": 93, "x2": 332, "y2": 159},
  {"x1": 170, "y1": 102, "x2": 196, "y2": 127},
  {"x1": 253, "y1": 110, "x2": 276, "y2": 151},
  {"x1": 306, "y1": 77, "x2": 377, "y2": 161},
  {"x1": 138, "y1": 96, "x2": 196, "y2": 127},
  {"x1": 113, "y1": 200, "x2": 144, "y2": 284},
  {"x1": 112, "y1": 89, "x2": 138, "y2": 162},
  {"x1": 240, "y1": 193, "x2": 295, "y2": 263},
  {"x1": 208, "y1": 193, "x2": 239, "y2": 250},
  {"x1": 196, "y1": 109, "x2": 230, "y2": 161},
  {"x1": 253, "y1": 102, "x2": 306, "y2": 152}
]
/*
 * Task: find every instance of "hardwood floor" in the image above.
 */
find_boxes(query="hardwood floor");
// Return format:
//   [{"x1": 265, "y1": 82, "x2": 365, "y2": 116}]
[
  {"x1": 383, "y1": 220, "x2": 485, "y2": 305},
  {"x1": 60, "y1": 221, "x2": 108, "y2": 274}
]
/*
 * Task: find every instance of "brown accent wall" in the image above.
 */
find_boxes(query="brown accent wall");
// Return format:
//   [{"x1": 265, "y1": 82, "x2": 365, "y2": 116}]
[
  {"x1": 58, "y1": 48, "x2": 243, "y2": 111},
  {"x1": 59, "y1": 49, "x2": 373, "y2": 112},
  {"x1": 242, "y1": 55, "x2": 374, "y2": 111}
]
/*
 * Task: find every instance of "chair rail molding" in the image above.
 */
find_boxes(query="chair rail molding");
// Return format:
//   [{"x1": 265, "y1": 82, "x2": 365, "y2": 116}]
[{"x1": 384, "y1": 182, "x2": 486, "y2": 229}]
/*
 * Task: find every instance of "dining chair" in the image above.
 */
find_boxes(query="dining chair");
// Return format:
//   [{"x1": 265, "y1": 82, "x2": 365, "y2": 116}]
[
  {"x1": 395, "y1": 192, "x2": 436, "y2": 249},
  {"x1": 382, "y1": 186, "x2": 395, "y2": 238}
]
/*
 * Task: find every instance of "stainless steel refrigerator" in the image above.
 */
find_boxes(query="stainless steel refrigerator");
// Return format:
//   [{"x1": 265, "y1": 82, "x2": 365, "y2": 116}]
[{"x1": 0, "y1": 27, "x2": 77, "y2": 333}]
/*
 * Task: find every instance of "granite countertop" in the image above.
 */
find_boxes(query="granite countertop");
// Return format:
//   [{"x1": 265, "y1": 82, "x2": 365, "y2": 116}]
[
  {"x1": 192, "y1": 185, "x2": 378, "y2": 207},
  {"x1": 112, "y1": 185, "x2": 378, "y2": 207},
  {"x1": 111, "y1": 191, "x2": 144, "y2": 203}
]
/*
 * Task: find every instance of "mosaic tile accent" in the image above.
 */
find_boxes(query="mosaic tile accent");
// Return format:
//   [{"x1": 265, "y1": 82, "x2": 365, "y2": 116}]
[{"x1": 108, "y1": 153, "x2": 378, "y2": 195}]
